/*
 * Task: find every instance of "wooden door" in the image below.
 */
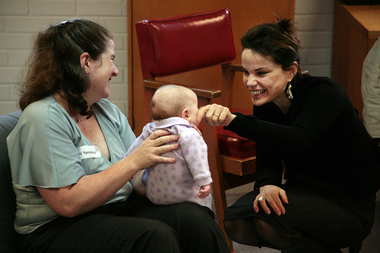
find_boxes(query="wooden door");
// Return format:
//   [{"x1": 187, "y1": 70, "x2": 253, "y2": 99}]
[
  {"x1": 128, "y1": 0, "x2": 295, "y2": 135},
  {"x1": 331, "y1": 0, "x2": 380, "y2": 120}
]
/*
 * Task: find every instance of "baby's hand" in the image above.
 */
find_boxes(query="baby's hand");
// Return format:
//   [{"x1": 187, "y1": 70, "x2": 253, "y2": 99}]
[{"x1": 197, "y1": 184, "x2": 210, "y2": 199}]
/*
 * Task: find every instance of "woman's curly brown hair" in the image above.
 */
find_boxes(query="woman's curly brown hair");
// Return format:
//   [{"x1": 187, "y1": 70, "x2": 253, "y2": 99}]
[{"x1": 19, "y1": 19, "x2": 113, "y2": 117}]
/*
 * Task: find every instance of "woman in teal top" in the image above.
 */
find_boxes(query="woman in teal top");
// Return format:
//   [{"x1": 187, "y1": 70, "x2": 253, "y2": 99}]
[{"x1": 7, "y1": 19, "x2": 230, "y2": 253}]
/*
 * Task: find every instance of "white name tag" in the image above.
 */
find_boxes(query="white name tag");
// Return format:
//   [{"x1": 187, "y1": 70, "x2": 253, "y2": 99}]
[{"x1": 79, "y1": 145, "x2": 101, "y2": 159}]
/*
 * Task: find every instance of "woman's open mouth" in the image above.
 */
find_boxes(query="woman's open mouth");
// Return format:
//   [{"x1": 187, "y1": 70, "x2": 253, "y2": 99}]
[{"x1": 250, "y1": 90, "x2": 266, "y2": 96}]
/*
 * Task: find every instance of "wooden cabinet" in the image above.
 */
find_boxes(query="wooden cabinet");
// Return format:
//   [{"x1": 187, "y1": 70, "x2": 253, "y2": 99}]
[
  {"x1": 127, "y1": 0, "x2": 295, "y2": 135},
  {"x1": 331, "y1": 0, "x2": 380, "y2": 120}
]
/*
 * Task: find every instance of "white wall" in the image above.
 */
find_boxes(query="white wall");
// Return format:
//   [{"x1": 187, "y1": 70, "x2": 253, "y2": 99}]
[
  {"x1": 0, "y1": 0, "x2": 128, "y2": 115},
  {"x1": 295, "y1": 0, "x2": 335, "y2": 77},
  {"x1": 0, "y1": 0, "x2": 334, "y2": 115}
]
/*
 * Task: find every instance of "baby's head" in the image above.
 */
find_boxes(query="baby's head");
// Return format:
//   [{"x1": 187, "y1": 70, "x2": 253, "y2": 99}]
[{"x1": 151, "y1": 85, "x2": 200, "y2": 126}]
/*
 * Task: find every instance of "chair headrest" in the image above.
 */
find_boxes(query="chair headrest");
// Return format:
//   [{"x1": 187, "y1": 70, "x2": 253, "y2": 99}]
[{"x1": 136, "y1": 8, "x2": 236, "y2": 79}]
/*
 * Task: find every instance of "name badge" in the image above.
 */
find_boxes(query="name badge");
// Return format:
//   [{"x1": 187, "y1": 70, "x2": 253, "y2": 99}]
[{"x1": 79, "y1": 145, "x2": 101, "y2": 159}]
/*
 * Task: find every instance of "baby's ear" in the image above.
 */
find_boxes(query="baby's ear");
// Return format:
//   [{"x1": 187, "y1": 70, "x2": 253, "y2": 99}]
[{"x1": 181, "y1": 108, "x2": 190, "y2": 119}]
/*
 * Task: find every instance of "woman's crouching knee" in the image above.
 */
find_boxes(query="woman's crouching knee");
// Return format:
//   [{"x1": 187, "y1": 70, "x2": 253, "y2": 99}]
[{"x1": 223, "y1": 218, "x2": 262, "y2": 246}]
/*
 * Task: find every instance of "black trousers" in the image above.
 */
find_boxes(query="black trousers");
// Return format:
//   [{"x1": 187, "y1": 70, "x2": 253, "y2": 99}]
[
  {"x1": 19, "y1": 194, "x2": 230, "y2": 253},
  {"x1": 224, "y1": 182, "x2": 376, "y2": 250}
]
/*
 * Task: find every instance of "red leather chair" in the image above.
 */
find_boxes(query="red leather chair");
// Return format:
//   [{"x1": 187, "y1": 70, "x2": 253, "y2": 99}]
[{"x1": 135, "y1": 9, "x2": 256, "y2": 251}]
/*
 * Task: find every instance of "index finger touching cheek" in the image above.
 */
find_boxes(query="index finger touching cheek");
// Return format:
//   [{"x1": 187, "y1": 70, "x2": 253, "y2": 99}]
[{"x1": 197, "y1": 105, "x2": 209, "y2": 123}]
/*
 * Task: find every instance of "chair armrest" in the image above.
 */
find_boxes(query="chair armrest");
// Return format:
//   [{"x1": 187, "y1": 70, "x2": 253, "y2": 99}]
[
  {"x1": 224, "y1": 63, "x2": 243, "y2": 73},
  {"x1": 143, "y1": 79, "x2": 221, "y2": 99}
]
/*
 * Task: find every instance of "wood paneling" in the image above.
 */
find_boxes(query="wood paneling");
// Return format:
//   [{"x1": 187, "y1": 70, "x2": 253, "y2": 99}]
[{"x1": 331, "y1": 0, "x2": 380, "y2": 120}]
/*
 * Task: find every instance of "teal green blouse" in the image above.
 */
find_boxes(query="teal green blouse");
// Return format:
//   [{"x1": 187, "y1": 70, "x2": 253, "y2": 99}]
[{"x1": 7, "y1": 96, "x2": 136, "y2": 234}]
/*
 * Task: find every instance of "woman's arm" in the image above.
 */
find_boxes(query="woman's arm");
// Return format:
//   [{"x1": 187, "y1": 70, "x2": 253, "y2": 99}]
[
  {"x1": 230, "y1": 82, "x2": 346, "y2": 154},
  {"x1": 200, "y1": 80, "x2": 347, "y2": 155},
  {"x1": 38, "y1": 130, "x2": 178, "y2": 217}
]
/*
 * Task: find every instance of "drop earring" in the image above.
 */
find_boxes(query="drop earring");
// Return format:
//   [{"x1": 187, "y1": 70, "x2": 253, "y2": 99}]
[{"x1": 287, "y1": 83, "x2": 294, "y2": 100}]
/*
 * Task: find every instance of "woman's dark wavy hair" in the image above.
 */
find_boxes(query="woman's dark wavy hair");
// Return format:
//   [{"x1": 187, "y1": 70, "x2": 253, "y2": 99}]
[
  {"x1": 19, "y1": 18, "x2": 113, "y2": 116},
  {"x1": 241, "y1": 17, "x2": 302, "y2": 87}
]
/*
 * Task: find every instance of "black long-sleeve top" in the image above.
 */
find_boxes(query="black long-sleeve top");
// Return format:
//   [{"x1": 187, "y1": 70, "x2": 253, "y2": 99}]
[{"x1": 225, "y1": 75, "x2": 380, "y2": 199}]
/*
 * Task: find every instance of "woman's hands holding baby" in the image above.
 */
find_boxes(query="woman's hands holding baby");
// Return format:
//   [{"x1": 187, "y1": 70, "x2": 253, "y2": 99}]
[{"x1": 128, "y1": 130, "x2": 179, "y2": 171}]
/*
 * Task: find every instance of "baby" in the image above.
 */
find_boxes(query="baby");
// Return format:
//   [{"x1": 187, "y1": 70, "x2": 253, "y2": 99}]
[{"x1": 126, "y1": 84, "x2": 213, "y2": 209}]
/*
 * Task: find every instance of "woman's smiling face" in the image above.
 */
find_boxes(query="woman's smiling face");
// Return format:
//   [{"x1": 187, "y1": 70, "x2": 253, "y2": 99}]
[
  {"x1": 242, "y1": 49, "x2": 295, "y2": 108},
  {"x1": 84, "y1": 39, "x2": 119, "y2": 105}
]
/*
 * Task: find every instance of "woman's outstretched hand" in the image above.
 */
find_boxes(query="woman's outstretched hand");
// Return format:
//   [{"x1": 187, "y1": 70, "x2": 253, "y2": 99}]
[
  {"x1": 197, "y1": 104, "x2": 236, "y2": 127},
  {"x1": 254, "y1": 185, "x2": 289, "y2": 216}
]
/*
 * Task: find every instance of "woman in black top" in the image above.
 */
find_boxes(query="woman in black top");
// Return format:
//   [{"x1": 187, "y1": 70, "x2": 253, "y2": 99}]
[{"x1": 199, "y1": 18, "x2": 380, "y2": 252}]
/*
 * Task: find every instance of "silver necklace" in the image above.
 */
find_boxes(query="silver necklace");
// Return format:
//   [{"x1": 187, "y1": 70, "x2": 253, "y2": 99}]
[{"x1": 75, "y1": 116, "x2": 87, "y2": 123}]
